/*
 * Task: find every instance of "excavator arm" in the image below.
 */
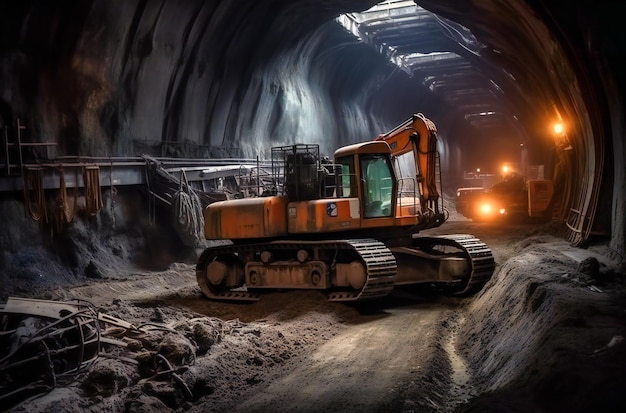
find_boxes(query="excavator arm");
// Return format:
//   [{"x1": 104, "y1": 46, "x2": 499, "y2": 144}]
[{"x1": 375, "y1": 113, "x2": 440, "y2": 212}]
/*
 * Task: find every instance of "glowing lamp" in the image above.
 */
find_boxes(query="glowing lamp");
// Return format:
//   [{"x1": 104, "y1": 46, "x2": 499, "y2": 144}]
[{"x1": 553, "y1": 122, "x2": 564, "y2": 135}]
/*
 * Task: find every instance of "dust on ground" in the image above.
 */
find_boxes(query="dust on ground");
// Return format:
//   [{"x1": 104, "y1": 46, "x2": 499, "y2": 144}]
[{"x1": 2, "y1": 214, "x2": 626, "y2": 412}]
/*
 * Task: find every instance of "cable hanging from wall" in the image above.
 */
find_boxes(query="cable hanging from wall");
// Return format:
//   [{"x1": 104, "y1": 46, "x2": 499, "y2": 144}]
[
  {"x1": 83, "y1": 165, "x2": 103, "y2": 216},
  {"x1": 109, "y1": 157, "x2": 116, "y2": 229},
  {"x1": 53, "y1": 167, "x2": 78, "y2": 233},
  {"x1": 172, "y1": 169, "x2": 204, "y2": 247},
  {"x1": 22, "y1": 166, "x2": 48, "y2": 224}
]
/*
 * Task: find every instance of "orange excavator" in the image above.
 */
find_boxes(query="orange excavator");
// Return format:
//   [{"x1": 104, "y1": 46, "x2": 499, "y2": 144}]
[{"x1": 196, "y1": 113, "x2": 495, "y2": 302}]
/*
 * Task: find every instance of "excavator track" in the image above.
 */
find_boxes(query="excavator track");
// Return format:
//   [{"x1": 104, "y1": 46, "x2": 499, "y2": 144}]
[
  {"x1": 196, "y1": 234, "x2": 494, "y2": 302},
  {"x1": 327, "y1": 239, "x2": 397, "y2": 302},
  {"x1": 411, "y1": 233, "x2": 495, "y2": 295},
  {"x1": 196, "y1": 239, "x2": 397, "y2": 302}
]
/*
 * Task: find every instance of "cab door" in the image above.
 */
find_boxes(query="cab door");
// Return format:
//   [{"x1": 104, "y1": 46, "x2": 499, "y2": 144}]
[{"x1": 359, "y1": 154, "x2": 395, "y2": 218}]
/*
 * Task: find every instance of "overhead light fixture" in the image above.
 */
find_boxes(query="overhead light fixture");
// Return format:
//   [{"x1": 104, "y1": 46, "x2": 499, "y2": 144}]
[{"x1": 553, "y1": 122, "x2": 564, "y2": 135}]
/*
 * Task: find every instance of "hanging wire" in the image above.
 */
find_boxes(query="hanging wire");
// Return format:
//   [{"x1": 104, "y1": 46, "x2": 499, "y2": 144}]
[
  {"x1": 23, "y1": 167, "x2": 48, "y2": 223},
  {"x1": 110, "y1": 157, "x2": 116, "y2": 229},
  {"x1": 172, "y1": 169, "x2": 204, "y2": 246},
  {"x1": 83, "y1": 166, "x2": 103, "y2": 216},
  {"x1": 52, "y1": 167, "x2": 78, "y2": 233}
]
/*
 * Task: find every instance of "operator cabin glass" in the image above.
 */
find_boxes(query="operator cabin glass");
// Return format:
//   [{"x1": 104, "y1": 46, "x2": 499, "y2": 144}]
[
  {"x1": 360, "y1": 155, "x2": 394, "y2": 218},
  {"x1": 337, "y1": 157, "x2": 356, "y2": 198}
]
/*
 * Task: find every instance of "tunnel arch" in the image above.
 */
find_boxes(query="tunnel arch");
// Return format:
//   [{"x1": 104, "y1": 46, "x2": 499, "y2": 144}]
[{"x1": 0, "y1": 0, "x2": 623, "y2": 257}]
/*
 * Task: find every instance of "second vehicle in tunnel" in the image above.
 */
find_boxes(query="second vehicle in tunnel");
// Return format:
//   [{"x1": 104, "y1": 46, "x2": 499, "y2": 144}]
[{"x1": 455, "y1": 172, "x2": 554, "y2": 223}]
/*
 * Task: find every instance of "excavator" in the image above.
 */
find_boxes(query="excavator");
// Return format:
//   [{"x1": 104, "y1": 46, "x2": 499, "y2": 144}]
[{"x1": 196, "y1": 113, "x2": 495, "y2": 302}]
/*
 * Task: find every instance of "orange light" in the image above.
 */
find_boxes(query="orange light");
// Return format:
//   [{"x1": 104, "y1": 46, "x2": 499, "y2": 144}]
[
  {"x1": 502, "y1": 165, "x2": 509, "y2": 174},
  {"x1": 553, "y1": 122, "x2": 564, "y2": 135}
]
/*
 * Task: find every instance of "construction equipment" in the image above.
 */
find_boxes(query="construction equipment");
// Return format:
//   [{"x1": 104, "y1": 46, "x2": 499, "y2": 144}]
[
  {"x1": 196, "y1": 113, "x2": 495, "y2": 302},
  {"x1": 455, "y1": 174, "x2": 554, "y2": 222}
]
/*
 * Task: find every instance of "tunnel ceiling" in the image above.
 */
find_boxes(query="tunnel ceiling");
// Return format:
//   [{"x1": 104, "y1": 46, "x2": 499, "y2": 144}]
[
  {"x1": 1, "y1": 0, "x2": 615, "y2": 162},
  {"x1": 0, "y1": 0, "x2": 623, "y2": 251},
  {"x1": 338, "y1": 1, "x2": 510, "y2": 132}
]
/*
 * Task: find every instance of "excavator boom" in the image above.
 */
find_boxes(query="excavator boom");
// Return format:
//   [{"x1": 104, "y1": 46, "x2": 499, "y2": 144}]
[{"x1": 375, "y1": 113, "x2": 440, "y2": 207}]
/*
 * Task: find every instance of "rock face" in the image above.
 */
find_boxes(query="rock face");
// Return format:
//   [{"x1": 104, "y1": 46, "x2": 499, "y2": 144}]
[
  {"x1": 3, "y1": 0, "x2": 617, "y2": 159},
  {"x1": 1, "y1": 0, "x2": 400, "y2": 159},
  {"x1": 1, "y1": 0, "x2": 622, "y2": 183},
  {"x1": 0, "y1": 0, "x2": 397, "y2": 283}
]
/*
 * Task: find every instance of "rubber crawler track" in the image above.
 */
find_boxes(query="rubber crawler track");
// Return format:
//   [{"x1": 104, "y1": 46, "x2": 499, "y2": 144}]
[
  {"x1": 412, "y1": 233, "x2": 496, "y2": 295},
  {"x1": 196, "y1": 234, "x2": 494, "y2": 302},
  {"x1": 196, "y1": 239, "x2": 397, "y2": 302}
]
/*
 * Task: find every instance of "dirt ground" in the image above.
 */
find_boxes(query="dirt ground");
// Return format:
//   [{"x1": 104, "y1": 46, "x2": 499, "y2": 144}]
[{"x1": 1, "y1": 200, "x2": 626, "y2": 413}]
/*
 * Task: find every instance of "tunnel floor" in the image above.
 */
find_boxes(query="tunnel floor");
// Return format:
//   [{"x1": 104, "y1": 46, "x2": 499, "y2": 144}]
[{"x1": 3, "y1": 216, "x2": 625, "y2": 413}]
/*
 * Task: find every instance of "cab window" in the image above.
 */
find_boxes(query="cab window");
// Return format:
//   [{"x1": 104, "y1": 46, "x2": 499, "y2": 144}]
[
  {"x1": 336, "y1": 156, "x2": 356, "y2": 198},
  {"x1": 360, "y1": 155, "x2": 394, "y2": 217}
]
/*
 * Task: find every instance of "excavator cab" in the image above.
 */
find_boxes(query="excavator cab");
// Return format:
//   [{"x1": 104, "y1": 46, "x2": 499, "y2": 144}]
[
  {"x1": 331, "y1": 135, "x2": 443, "y2": 235},
  {"x1": 275, "y1": 141, "x2": 398, "y2": 220},
  {"x1": 334, "y1": 141, "x2": 396, "y2": 218}
]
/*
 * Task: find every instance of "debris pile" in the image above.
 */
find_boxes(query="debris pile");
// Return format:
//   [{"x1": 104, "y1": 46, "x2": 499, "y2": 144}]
[{"x1": 0, "y1": 297, "x2": 198, "y2": 410}]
